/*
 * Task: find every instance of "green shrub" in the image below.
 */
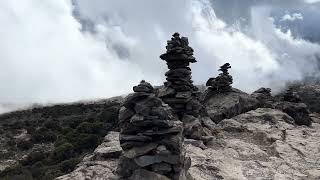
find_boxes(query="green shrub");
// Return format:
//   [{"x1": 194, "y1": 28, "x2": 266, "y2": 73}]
[
  {"x1": 74, "y1": 133, "x2": 100, "y2": 151},
  {"x1": 41, "y1": 167, "x2": 63, "y2": 180},
  {"x1": 0, "y1": 164, "x2": 33, "y2": 180},
  {"x1": 98, "y1": 107, "x2": 118, "y2": 123},
  {"x1": 61, "y1": 127, "x2": 73, "y2": 135},
  {"x1": 30, "y1": 161, "x2": 45, "y2": 178},
  {"x1": 51, "y1": 143, "x2": 74, "y2": 162},
  {"x1": 44, "y1": 120, "x2": 61, "y2": 131},
  {"x1": 54, "y1": 137, "x2": 68, "y2": 147},
  {"x1": 76, "y1": 122, "x2": 106, "y2": 135},
  {"x1": 32, "y1": 128, "x2": 57, "y2": 143},
  {"x1": 76, "y1": 122, "x2": 96, "y2": 134},
  {"x1": 21, "y1": 151, "x2": 47, "y2": 166},
  {"x1": 6, "y1": 139, "x2": 16, "y2": 146},
  {"x1": 62, "y1": 117, "x2": 83, "y2": 129},
  {"x1": 17, "y1": 140, "x2": 33, "y2": 150},
  {"x1": 59, "y1": 158, "x2": 80, "y2": 173}
]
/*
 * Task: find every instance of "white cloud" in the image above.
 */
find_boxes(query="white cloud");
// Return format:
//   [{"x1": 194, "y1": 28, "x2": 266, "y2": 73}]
[
  {"x1": 0, "y1": 0, "x2": 320, "y2": 113},
  {"x1": 281, "y1": 13, "x2": 304, "y2": 21},
  {"x1": 0, "y1": 0, "x2": 147, "y2": 104}
]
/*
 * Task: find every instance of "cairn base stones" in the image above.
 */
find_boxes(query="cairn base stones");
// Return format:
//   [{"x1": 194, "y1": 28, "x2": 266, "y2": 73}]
[{"x1": 118, "y1": 80, "x2": 190, "y2": 180}]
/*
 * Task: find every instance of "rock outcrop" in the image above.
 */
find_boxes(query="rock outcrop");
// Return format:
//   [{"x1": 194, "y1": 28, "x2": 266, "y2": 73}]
[
  {"x1": 291, "y1": 83, "x2": 320, "y2": 113},
  {"x1": 187, "y1": 108, "x2": 320, "y2": 180},
  {"x1": 158, "y1": 33, "x2": 203, "y2": 139},
  {"x1": 275, "y1": 87, "x2": 312, "y2": 126},
  {"x1": 274, "y1": 102, "x2": 312, "y2": 126},
  {"x1": 118, "y1": 80, "x2": 190, "y2": 180},
  {"x1": 203, "y1": 88, "x2": 259, "y2": 123},
  {"x1": 282, "y1": 87, "x2": 302, "y2": 103}
]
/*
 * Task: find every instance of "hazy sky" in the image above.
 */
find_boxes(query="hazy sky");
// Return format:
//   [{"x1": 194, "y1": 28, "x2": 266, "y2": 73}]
[{"x1": 0, "y1": 0, "x2": 319, "y2": 111}]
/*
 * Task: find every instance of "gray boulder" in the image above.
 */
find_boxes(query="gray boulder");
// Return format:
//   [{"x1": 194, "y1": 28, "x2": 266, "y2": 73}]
[
  {"x1": 203, "y1": 88, "x2": 259, "y2": 123},
  {"x1": 292, "y1": 84, "x2": 320, "y2": 113},
  {"x1": 274, "y1": 101, "x2": 312, "y2": 126},
  {"x1": 187, "y1": 108, "x2": 320, "y2": 180}
]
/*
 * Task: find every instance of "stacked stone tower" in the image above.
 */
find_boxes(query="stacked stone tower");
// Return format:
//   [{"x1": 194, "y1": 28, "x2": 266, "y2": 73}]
[
  {"x1": 158, "y1": 33, "x2": 203, "y2": 139},
  {"x1": 206, "y1": 63, "x2": 233, "y2": 93},
  {"x1": 118, "y1": 80, "x2": 190, "y2": 180}
]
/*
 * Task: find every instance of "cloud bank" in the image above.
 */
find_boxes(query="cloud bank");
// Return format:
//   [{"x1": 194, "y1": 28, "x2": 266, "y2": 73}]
[{"x1": 0, "y1": 0, "x2": 319, "y2": 112}]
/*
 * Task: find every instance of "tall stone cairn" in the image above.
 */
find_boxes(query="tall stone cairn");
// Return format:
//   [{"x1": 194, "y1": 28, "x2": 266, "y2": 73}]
[
  {"x1": 206, "y1": 63, "x2": 233, "y2": 93},
  {"x1": 118, "y1": 80, "x2": 191, "y2": 180},
  {"x1": 158, "y1": 32, "x2": 203, "y2": 139}
]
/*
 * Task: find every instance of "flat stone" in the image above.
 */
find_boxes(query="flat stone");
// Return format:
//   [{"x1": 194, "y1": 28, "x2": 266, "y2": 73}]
[
  {"x1": 94, "y1": 141, "x2": 122, "y2": 159},
  {"x1": 130, "y1": 114, "x2": 144, "y2": 123},
  {"x1": 134, "y1": 96, "x2": 163, "y2": 115},
  {"x1": 120, "y1": 134, "x2": 152, "y2": 142},
  {"x1": 94, "y1": 132, "x2": 122, "y2": 159},
  {"x1": 134, "y1": 154, "x2": 181, "y2": 167},
  {"x1": 119, "y1": 107, "x2": 135, "y2": 122},
  {"x1": 176, "y1": 91, "x2": 192, "y2": 99},
  {"x1": 129, "y1": 169, "x2": 170, "y2": 180},
  {"x1": 200, "y1": 116, "x2": 216, "y2": 130},
  {"x1": 157, "y1": 86, "x2": 176, "y2": 98},
  {"x1": 133, "y1": 80, "x2": 154, "y2": 93},
  {"x1": 141, "y1": 123, "x2": 183, "y2": 136},
  {"x1": 120, "y1": 141, "x2": 147, "y2": 150},
  {"x1": 152, "y1": 163, "x2": 172, "y2": 174},
  {"x1": 131, "y1": 119, "x2": 174, "y2": 128},
  {"x1": 133, "y1": 86, "x2": 153, "y2": 93},
  {"x1": 165, "y1": 68, "x2": 191, "y2": 77},
  {"x1": 150, "y1": 106, "x2": 175, "y2": 120},
  {"x1": 160, "y1": 135, "x2": 183, "y2": 153},
  {"x1": 163, "y1": 97, "x2": 190, "y2": 104},
  {"x1": 123, "y1": 92, "x2": 150, "y2": 109},
  {"x1": 156, "y1": 145, "x2": 171, "y2": 155},
  {"x1": 184, "y1": 139, "x2": 207, "y2": 150},
  {"x1": 123, "y1": 143, "x2": 158, "y2": 159}
]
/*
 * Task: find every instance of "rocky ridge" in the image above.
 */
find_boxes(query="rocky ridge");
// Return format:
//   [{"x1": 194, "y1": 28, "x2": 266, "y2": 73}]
[{"x1": 56, "y1": 108, "x2": 320, "y2": 180}]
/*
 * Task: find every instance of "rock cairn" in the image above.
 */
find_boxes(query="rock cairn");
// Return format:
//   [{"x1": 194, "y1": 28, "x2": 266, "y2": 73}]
[
  {"x1": 251, "y1": 87, "x2": 273, "y2": 108},
  {"x1": 206, "y1": 63, "x2": 233, "y2": 93},
  {"x1": 158, "y1": 33, "x2": 203, "y2": 139},
  {"x1": 118, "y1": 80, "x2": 190, "y2": 180}
]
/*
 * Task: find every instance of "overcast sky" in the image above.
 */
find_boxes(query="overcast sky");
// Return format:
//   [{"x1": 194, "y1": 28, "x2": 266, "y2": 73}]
[{"x1": 0, "y1": 0, "x2": 320, "y2": 112}]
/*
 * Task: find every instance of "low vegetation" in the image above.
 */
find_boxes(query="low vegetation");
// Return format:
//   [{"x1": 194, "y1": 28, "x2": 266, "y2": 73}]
[{"x1": 0, "y1": 100, "x2": 120, "y2": 180}]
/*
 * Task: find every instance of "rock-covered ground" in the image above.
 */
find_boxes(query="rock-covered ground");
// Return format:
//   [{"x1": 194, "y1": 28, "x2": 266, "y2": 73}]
[{"x1": 1, "y1": 84, "x2": 320, "y2": 180}]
